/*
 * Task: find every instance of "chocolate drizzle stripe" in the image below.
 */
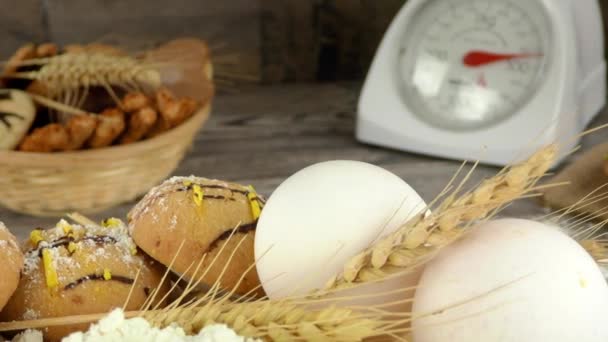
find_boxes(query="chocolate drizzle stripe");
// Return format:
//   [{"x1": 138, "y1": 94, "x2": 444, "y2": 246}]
[
  {"x1": 63, "y1": 274, "x2": 135, "y2": 290},
  {"x1": 30, "y1": 235, "x2": 118, "y2": 256},
  {"x1": 200, "y1": 184, "x2": 249, "y2": 195},
  {"x1": 177, "y1": 184, "x2": 265, "y2": 204},
  {"x1": 208, "y1": 221, "x2": 258, "y2": 250},
  {"x1": 177, "y1": 184, "x2": 248, "y2": 195},
  {"x1": 202, "y1": 195, "x2": 236, "y2": 201}
]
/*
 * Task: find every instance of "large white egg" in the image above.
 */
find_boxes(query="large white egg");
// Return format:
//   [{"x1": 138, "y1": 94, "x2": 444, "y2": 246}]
[
  {"x1": 412, "y1": 218, "x2": 608, "y2": 342},
  {"x1": 254, "y1": 160, "x2": 427, "y2": 299}
]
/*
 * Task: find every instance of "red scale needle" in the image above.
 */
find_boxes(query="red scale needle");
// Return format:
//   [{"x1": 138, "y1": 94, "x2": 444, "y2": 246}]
[{"x1": 463, "y1": 50, "x2": 542, "y2": 67}]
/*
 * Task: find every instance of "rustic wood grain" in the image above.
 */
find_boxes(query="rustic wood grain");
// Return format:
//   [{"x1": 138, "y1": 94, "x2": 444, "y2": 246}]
[
  {"x1": 260, "y1": 0, "x2": 403, "y2": 81},
  {"x1": 261, "y1": 0, "x2": 318, "y2": 82},
  {"x1": 0, "y1": 0, "x2": 47, "y2": 58},
  {"x1": 319, "y1": 0, "x2": 403, "y2": 80},
  {"x1": 45, "y1": 0, "x2": 261, "y2": 83},
  {"x1": 3, "y1": 82, "x2": 604, "y2": 239}
]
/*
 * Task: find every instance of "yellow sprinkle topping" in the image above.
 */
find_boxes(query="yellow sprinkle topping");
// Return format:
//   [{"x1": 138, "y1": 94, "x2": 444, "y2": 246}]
[
  {"x1": 102, "y1": 218, "x2": 121, "y2": 228},
  {"x1": 63, "y1": 227, "x2": 73, "y2": 236},
  {"x1": 59, "y1": 221, "x2": 73, "y2": 235},
  {"x1": 67, "y1": 242, "x2": 77, "y2": 254},
  {"x1": 103, "y1": 269, "x2": 112, "y2": 281},
  {"x1": 247, "y1": 185, "x2": 261, "y2": 220},
  {"x1": 42, "y1": 249, "x2": 59, "y2": 289},
  {"x1": 30, "y1": 230, "x2": 44, "y2": 246},
  {"x1": 192, "y1": 184, "x2": 204, "y2": 206},
  {"x1": 130, "y1": 245, "x2": 138, "y2": 255},
  {"x1": 182, "y1": 179, "x2": 192, "y2": 187}
]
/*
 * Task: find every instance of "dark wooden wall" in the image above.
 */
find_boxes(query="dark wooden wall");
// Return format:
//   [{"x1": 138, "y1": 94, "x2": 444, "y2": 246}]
[
  {"x1": 1, "y1": 0, "x2": 607, "y2": 84},
  {"x1": 261, "y1": 0, "x2": 403, "y2": 82},
  {"x1": 0, "y1": 0, "x2": 261, "y2": 84}
]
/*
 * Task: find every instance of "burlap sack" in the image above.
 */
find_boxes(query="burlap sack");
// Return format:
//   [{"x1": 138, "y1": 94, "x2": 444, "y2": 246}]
[{"x1": 542, "y1": 143, "x2": 608, "y2": 219}]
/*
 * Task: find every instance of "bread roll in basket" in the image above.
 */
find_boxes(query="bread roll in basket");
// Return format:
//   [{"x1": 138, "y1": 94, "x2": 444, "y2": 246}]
[{"x1": 0, "y1": 39, "x2": 213, "y2": 216}]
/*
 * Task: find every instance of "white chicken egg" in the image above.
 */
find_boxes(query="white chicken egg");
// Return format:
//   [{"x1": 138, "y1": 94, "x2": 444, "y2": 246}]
[
  {"x1": 412, "y1": 218, "x2": 608, "y2": 342},
  {"x1": 254, "y1": 160, "x2": 427, "y2": 300}
]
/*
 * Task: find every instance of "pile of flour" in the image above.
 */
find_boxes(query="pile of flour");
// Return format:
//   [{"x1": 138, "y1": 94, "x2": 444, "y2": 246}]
[{"x1": 11, "y1": 309, "x2": 260, "y2": 342}]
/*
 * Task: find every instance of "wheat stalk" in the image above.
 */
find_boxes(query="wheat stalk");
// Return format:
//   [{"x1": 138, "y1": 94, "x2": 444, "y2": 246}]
[
  {"x1": 140, "y1": 228, "x2": 406, "y2": 341},
  {"x1": 322, "y1": 144, "x2": 558, "y2": 292},
  {"x1": 7, "y1": 53, "x2": 160, "y2": 92},
  {"x1": 0, "y1": 302, "x2": 400, "y2": 342},
  {"x1": 145, "y1": 301, "x2": 387, "y2": 341},
  {"x1": 3, "y1": 52, "x2": 162, "y2": 109}
]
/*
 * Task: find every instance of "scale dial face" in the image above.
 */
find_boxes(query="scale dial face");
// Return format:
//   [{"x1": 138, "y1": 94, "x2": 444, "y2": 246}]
[{"x1": 399, "y1": 0, "x2": 552, "y2": 131}]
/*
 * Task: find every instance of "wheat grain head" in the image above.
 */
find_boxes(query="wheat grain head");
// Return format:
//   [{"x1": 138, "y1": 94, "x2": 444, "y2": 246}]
[
  {"x1": 7, "y1": 53, "x2": 161, "y2": 98},
  {"x1": 322, "y1": 144, "x2": 558, "y2": 293}
]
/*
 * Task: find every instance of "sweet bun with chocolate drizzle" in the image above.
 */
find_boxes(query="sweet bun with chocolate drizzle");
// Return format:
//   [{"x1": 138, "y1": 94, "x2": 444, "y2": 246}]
[
  {"x1": 0, "y1": 219, "x2": 169, "y2": 342},
  {"x1": 0, "y1": 222, "x2": 24, "y2": 311},
  {"x1": 128, "y1": 176, "x2": 265, "y2": 297}
]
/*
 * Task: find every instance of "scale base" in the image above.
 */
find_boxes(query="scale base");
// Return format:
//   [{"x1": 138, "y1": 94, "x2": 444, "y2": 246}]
[{"x1": 356, "y1": 118, "x2": 576, "y2": 168}]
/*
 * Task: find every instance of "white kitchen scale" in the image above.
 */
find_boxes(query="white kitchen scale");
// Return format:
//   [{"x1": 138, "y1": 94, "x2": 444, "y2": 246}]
[{"x1": 357, "y1": 0, "x2": 606, "y2": 166}]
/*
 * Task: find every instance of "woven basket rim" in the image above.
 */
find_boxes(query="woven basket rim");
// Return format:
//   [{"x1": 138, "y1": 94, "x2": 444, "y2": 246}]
[{"x1": 0, "y1": 102, "x2": 211, "y2": 164}]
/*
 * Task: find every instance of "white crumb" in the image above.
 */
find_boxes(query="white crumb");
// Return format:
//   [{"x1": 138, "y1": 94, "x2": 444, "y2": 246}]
[
  {"x1": 61, "y1": 309, "x2": 260, "y2": 342},
  {"x1": 22, "y1": 308, "x2": 39, "y2": 320},
  {"x1": 11, "y1": 329, "x2": 43, "y2": 342}
]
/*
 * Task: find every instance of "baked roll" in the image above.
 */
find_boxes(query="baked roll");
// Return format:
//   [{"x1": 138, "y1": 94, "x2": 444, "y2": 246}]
[
  {"x1": 0, "y1": 222, "x2": 24, "y2": 311},
  {"x1": 128, "y1": 177, "x2": 265, "y2": 297},
  {"x1": 0, "y1": 219, "x2": 169, "y2": 342}
]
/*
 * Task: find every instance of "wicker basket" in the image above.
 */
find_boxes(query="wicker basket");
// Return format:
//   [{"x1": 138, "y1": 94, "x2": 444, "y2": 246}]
[{"x1": 0, "y1": 103, "x2": 210, "y2": 217}]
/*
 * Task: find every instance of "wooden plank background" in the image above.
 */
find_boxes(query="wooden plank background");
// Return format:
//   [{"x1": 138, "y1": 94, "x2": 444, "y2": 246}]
[
  {"x1": 0, "y1": 0, "x2": 606, "y2": 83},
  {"x1": 260, "y1": 0, "x2": 404, "y2": 82},
  {"x1": 0, "y1": 0, "x2": 261, "y2": 85}
]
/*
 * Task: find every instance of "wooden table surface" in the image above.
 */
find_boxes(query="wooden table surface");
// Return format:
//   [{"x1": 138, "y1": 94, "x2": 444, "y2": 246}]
[{"x1": 2, "y1": 82, "x2": 607, "y2": 239}]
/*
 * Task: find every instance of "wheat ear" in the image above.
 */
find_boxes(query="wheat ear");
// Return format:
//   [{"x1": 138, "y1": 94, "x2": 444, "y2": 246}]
[
  {"x1": 143, "y1": 229, "x2": 400, "y2": 341},
  {"x1": 0, "y1": 303, "x2": 396, "y2": 342},
  {"x1": 4, "y1": 53, "x2": 161, "y2": 100},
  {"x1": 322, "y1": 144, "x2": 558, "y2": 292},
  {"x1": 145, "y1": 301, "x2": 389, "y2": 341}
]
